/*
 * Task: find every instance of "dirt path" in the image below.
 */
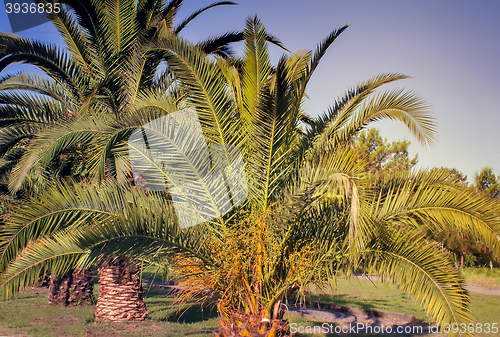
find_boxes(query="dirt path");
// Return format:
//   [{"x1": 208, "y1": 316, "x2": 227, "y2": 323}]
[
  {"x1": 288, "y1": 301, "x2": 416, "y2": 325},
  {"x1": 288, "y1": 303, "x2": 437, "y2": 335},
  {"x1": 464, "y1": 284, "x2": 500, "y2": 296}
]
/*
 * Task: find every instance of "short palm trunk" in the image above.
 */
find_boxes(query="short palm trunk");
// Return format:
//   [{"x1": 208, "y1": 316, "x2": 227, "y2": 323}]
[
  {"x1": 94, "y1": 257, "x2": 148, "y2": 321},
  {"x1": 48, "y1": 268, "x2": 94, "y2": 305},
  {"x1": 215, "y1": 313, "x2": 292, "y2": 337}
]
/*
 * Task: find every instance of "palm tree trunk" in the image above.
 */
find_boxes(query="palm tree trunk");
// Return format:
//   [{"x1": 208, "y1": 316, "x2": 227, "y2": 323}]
[
  {"x1": 94, "y1": 257, "x2": 148, "y2": 321},
  {"x1": 215, "y1": 298, "x2": 291, "y2": 337},
  {"x1": 48, "y1": 268, "x2": 94, "y2": 305},
  {"x1": 215, "y1": 312, "x2": 291, "y2": 337}
]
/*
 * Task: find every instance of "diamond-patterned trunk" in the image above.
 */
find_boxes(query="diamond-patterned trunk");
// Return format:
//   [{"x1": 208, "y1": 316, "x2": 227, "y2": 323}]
[
  {"x1": 47, "y1": 268, "x2": 94, "y2": 305},
  {"x1": 94, "y1": 258, "x2": 148, "y2": 321}
]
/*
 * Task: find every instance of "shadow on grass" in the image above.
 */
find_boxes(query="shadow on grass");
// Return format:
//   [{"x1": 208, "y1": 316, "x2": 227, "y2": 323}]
[
  {"x1": 164, "y1": 302, "x2": 218, "y2": 323},
  {"x1": 307, "y1": 293, "x2": 392, "y2": 311},
  {"x1": 143, "y1": 285, "x2": 170, "y2": 297},
  {"x1": 143, "y1": 285, "x2": 218, "y2": 324}
]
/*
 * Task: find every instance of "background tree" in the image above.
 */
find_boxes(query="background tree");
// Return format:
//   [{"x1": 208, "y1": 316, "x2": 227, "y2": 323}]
[
  {"x1": 432, "y1": 228, "x2": 498, "y2": 268},
  {"x1": 475, "y1": 167, "x2": 500, "y2": 199},
  {"x1": 351, "y1": 127, "x2": 417, "y2": 177}
]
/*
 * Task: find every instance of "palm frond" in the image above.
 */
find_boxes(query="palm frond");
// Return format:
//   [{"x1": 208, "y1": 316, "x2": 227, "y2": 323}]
[
  {"x1": 368, "y1": 172, "x2": 500, "y2": 259},
  {"x1": 7, "y1": 118, "x2": 102, "y2": 191},
  {"x1": 333, "y1": 88, "x2": 436, "y2": 148},
  {"x1": 0, "y1": 124, "x2": 38, "y2": 157},
  {"x1": 0, "y1": 91, "x2": 67, "y2": 127},
  {"x1": 39, "y1": 0, "x2": 96, "y2": 72},
  {"x1": 362, "y1": 230, "x2": 473, "y2": 331},
  {"x1": 306, "y1": 25, "x2": 349, "y2": 84},
  {"x1": 0, "y1": 72, "x2": 77, "y2": 106},
  {"x1": 197, "y1": 31, "x2": 287, "y2": 58},
  {"x1": 247, "y1": 57, "x2": 294, "y2": 209},
  {"x1": 0, "y1": 181, "x2": 215, "y2": 298},
  {"x1": 174, "y1": 1, "x2": 237, "y2": 34},
  {"x1": 153, "y1": 35, "x2": 242, "y2": 151},
  {"x1": 0, "y1": 32, "x2": 86, "y2": 99},
  {"x1": 104, "y1": 0, "x2": 139, "y2": 56},
  {"x1": 241, "y1": 15, "x2": 272, "y2": 123},
  {"x1": 305, "y1": 74, "x2": 437, "y2": 159}
]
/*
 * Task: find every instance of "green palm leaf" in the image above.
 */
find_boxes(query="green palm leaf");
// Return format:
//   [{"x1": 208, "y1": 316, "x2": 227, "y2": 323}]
[
  {"x1": 248, "y1": 57, "x2": 294, "y2": 209},
  {"x1": 174, "y1": 1, "x2": 237, "y2": 34},
  {"x1": 363, "y1": 229, "x2": 473, "y2": 330},
  {"x1": 241, "y1": 15, "x2": 272, "y2": 124}
]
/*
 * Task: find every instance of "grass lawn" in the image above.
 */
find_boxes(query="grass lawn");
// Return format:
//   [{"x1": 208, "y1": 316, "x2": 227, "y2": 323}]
[
  {"x1": 307, "y1": 278, "x2": 428, "y2": 320},
  {"x1": 0, "y1": 277, "x2": 498, "y2": 336},
  {"x1": 298, "y1": 277, "x2": 500, "y2": 337},
  {"x1": 0, "y1": 285, "x2": 220, "y2": 337}
]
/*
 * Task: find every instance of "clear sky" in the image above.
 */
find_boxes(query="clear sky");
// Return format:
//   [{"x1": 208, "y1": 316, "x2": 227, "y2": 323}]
[{"x1": 1, "y1": 0, "x2": 499, "y2": 181}]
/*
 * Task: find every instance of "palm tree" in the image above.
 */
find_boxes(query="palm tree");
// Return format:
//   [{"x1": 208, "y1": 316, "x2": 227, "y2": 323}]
[
  {"x1": 0, "y1": 0, "x2": 253, "y2": 317},
  {"x1": 0, "y1": 0, "x2": 246, "y2": 187},
  {"x1": 1, "y1": 15, "x2": 499, "y2": 335}
]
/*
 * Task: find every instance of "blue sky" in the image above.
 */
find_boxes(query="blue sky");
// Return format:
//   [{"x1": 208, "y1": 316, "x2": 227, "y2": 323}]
[{"x1": 1, "y1": 0, "x2": 499, "y2": 181}]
